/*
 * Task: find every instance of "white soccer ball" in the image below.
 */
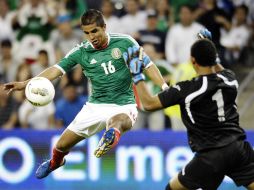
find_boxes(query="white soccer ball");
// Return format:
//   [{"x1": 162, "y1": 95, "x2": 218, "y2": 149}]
[{"x1": 25, "y1": 77, "x2": 55, "y2": 106}]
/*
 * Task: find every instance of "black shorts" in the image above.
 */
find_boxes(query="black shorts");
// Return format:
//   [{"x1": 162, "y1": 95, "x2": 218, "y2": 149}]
[{"x1": 178, "y1": 140, "x2": 254, "y2": 190}]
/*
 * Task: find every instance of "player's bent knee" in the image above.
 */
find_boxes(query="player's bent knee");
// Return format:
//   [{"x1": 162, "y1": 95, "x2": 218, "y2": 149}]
[
  {"x1": 165, "y1": 183, "x2": 172, "y2": 190},
  {"x1": 108, "y1": 113, "x2": 132, "y2": 132},
  {"x1": 121, "y1": 121, "x2": 132, "y2": 132}
]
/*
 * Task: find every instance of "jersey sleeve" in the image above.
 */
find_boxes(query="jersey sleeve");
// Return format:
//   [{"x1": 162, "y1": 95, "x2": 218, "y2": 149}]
[
  {"x1": 158, "y1": 80, "x2": 194, "y2": 108},
  {"x1": 57, "y1": 45, "x2": 82, "y2": 73}
]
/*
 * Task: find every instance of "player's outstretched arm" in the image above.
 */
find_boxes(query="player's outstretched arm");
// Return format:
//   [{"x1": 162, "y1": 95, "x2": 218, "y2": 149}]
[
  {"x1": 36, "y1": 65, "x2": 63, "y2": 81},
  {"x1": 129, "y1": 58, "x2": 163, "y2": 111},
  {"x1": 144, "y1": 64, "x2": 169, "y2": 90},
  {"x1": 3, "y1": 81, "x2": 26, "y2": 93},
  {"x1": 135, "y1": 80, "x2": 164, "y2": 111},
  {"x1": 139, "y1": 46, "x2": 168, "y2": 90},
  {"x1": 3, "y1": 66, "x2": 63, "y2": 94}
]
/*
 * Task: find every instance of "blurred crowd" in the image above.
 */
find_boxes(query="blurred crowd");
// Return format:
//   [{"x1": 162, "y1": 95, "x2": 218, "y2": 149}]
[{"x1": 0, "y1": 0, "x2": 253, "y2": 130}]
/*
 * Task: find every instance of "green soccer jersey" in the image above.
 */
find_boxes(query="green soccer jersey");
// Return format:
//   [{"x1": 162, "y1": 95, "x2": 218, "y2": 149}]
[{"x1": 58, "y1": 33, "x2": 139, "y2": 105}]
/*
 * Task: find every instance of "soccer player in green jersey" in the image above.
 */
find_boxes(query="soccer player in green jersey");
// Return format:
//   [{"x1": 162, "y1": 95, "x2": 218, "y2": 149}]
[{"x1": 3, "y1": 9, "x2": 168, "y2": 179}]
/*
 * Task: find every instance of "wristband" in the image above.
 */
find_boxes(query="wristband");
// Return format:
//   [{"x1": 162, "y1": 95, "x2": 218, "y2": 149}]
[
  {"x1": 162, "y1": 83, "x2": 169, "y2": 90},
  {"x1": 133, "y1": 74, "x2": 145, "y2": 84}
]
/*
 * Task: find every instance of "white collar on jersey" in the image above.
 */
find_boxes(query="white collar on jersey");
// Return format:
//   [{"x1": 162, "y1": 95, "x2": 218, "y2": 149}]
[{"x1": 89, "y1": 33, "x2": 110, "y2": 49}]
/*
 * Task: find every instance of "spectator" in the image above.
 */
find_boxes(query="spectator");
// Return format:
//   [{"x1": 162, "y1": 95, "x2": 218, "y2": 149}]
[
  {"x1": 15, "y1": 62, "x2": 33, "y2": 82},
  {"x1": 0, "y1": 83, "x2": 18, "y2": 129},
  {"x1": 85, "y1": 0, "x2": 102, "y2": 10},
  {"x1": 64, "y1": 0, "x2": 88, "y2": 27},
  {"x1": 31, "y1": 49, "x2": 50, "y2": 76},
  {"x1": 18, "y1": 100, "x2": 55, "y2": 129},
  {"x1": 136, "y1": 9, "x2": 166, "y2": 58},
  {"x1": 119, "y1": 0, "x2": 147, "y2": 36},
  {"x1": 232, "y1": 0, "x2": 254, "y2": 23},
  {"x1": 55, "y1": 84, "x2": 87, "y2": 128},
  {"x1": 12, "y1": 0, "x2": 56, "y2": 64},
  {"x1": 50, "y1": 14, "x2": 83, "y2": 62},
  {"x1": 239, "y1": 19, "x2": 254, "y2": 66},
  {"x1": 14, "y1": 0, "x2": 55, "y2": 42},
  {"x1": 220, "y1": 5, "x2": 250, "y2": 64},
  {"x1": 196, "y1": 0, "x2": 230, "y2": 49},
  {"x1": 165, "y1": 5, "x2": 204, "y2": 65},
  {"x1": 100, "y1": 0, "x2": 120, "y2": 33},
  {"x1": 170, "y1": 0, "x2": 199, "y2": 22},
  {"x1": 143, "y1": 0, "x2": 156, "y2": 11},
  {"x1": 155, "y1": 0, "x2": 173, "y2": 32},
  {"x1": 54, "y1": 0, "x2": 88, "y2": 28},
  {"x1": 0, "y1": 0, "x2": 15, "y2": 42},
  {"x1": 11, "y1": 62, "x2": 31, "y2": 127},
  {"x1": 55, "y1": 65, "x2": 89, "y2": 101},
  {"x1": 0, "y1": 39, "x2": 20, "y2": 82}
]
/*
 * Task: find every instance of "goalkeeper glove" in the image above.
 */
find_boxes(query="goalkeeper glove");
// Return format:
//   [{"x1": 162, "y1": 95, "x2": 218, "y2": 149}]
[
  {"x1": 123, "y1": 46, "x2": 139, "y2": 65},
  {"x1": 197, "y1": 28, "x2": 212, "y2": 40},
  {"x1": 129, "y1": 57, "x2": 145, "y2": 84},
  {"x1": 197, "y1": 29, "x2": 221, "y2": 64},
  {"x1": 123, "y1": 46, "x2": 152, "y2": 68}
]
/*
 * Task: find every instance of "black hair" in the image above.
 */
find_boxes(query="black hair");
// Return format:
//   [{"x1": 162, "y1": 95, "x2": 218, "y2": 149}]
[
  {"x1": 38, "y1": 49, "x2": 48, "y2": 56},
  {"x1": 235, "y1": 4, "x2": 249, "y2": 15},
  {"x1": 81, "y1": 9, "x2": 105, "y2": 27},
  {"x1": 1, "y1": 39, "x2": 12, "y2": 47},
  {"x1": 179, "y1": 4, "x2": 195, "y2": 12},
  {"x1": 191, "y1": 39, "x2": 217, "y2": 66},
  {"x1": 101, "y1": 0, "x2": 114, "y2": 7}
]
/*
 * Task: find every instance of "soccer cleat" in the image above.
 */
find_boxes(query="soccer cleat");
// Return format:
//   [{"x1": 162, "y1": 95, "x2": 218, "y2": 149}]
[
  {"x1": 35, "y1": 159, "x2": 65, "y2": 179},
  {"x1": 94, "y1": 128, "x2": 120, "y2": 158}
]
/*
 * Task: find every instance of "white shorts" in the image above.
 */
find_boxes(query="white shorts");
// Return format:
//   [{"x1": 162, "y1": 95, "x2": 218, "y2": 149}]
[{"x1": 67, "y1": 102, "x2": 138, "y2": 138}]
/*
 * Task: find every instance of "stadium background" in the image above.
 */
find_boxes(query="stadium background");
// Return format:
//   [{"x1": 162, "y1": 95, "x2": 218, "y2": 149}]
[{"x1": 0, "y1": 0, "x2": 254, "y2": 190}]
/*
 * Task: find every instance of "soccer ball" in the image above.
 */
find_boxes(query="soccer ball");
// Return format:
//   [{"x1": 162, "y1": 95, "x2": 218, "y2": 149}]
[{"x1": 25, "y1": 77, "x2": 55, "y2": 106}]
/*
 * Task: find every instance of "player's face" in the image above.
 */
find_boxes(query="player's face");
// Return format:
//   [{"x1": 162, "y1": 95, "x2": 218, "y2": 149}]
[{"x1": 81, "y1": 23, "x2": 107, "y2": 49}]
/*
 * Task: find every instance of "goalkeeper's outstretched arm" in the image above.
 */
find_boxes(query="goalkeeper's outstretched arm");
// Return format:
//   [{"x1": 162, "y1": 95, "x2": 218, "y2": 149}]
[{"x1": 139, "y1": 47, "x2": 169, "y2": 90}]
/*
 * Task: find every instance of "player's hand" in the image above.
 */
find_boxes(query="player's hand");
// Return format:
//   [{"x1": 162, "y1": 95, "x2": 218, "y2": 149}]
[
  {"x1": 197, "y1": 28, "x2": 212, "y2": 40},
  {"x1": 123, "y1": 45, "x2": 139, "y2": 65},
  {"x1": 123, "y1": 46, "x2": 152, "y2": 68},
  {"x1": 129, "y1": 57, "x2": 145, "y2": 84},
  {"x1": 3, "y1": 81, "x2": 27, "y2": 94}
]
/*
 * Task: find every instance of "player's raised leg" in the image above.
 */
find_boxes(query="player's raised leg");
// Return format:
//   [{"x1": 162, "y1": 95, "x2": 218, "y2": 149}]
[
  {"x1": 36, "y1": 129, "x2": 85, "y2": 179},
  {"x1": 94, "y1": 113, "x2": 132, "y2": 158}
]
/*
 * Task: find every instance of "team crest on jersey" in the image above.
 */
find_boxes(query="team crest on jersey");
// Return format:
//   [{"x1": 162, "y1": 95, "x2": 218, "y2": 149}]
[{"x1": 111, "y1": 48, "x2": 122, "y2": 59}]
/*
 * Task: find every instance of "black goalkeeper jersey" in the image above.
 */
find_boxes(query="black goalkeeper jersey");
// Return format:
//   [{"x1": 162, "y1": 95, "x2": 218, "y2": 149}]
[{"x1": 158, "y1": 69, "x2": 246, "y2": 152}]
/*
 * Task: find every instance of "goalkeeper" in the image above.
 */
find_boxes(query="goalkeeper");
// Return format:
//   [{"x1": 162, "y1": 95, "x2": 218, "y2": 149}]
[{"x1": 127, "y1": 31, "x2": 254, "y2": 190}]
